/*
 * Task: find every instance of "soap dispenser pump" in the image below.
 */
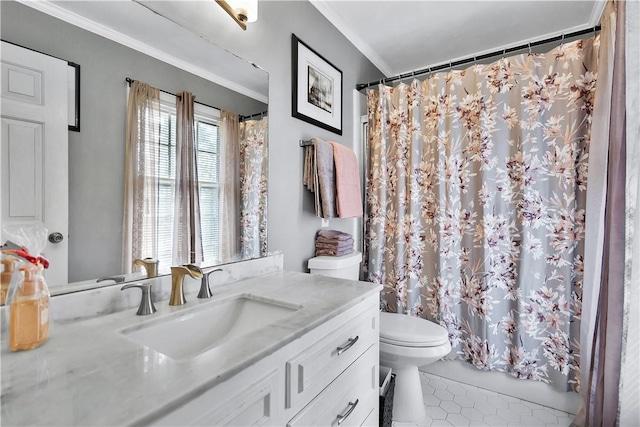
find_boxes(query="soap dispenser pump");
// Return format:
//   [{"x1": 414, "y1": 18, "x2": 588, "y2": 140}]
[{"x1": 1, "y1": 257, "x2": 19, "y2": 306}]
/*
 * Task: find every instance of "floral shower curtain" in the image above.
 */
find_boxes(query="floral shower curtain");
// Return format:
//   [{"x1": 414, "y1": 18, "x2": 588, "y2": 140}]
[
  {"x1": 366, "y1": 38, "x2": 598, "y2": 391},
  {"x1": 239, "y1": 117, "x2": 268, "y2": 259}
]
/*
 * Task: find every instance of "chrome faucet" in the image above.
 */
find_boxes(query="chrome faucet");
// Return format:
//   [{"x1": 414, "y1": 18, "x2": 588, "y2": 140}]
[
  {"x1": 170, "y1": 264, "x2": 203, "y2": 306},
  {"x1": 133, "y1": 258, "x2": 159, "y2": 278},
  {"x1": 198, "y1": 268, "x2": 223, "y2": 299}
]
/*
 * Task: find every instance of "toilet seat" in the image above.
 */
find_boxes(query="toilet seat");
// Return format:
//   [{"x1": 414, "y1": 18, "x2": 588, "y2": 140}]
[{"x1": 380, "y1": 312, "x2": 449, "y2": 347}]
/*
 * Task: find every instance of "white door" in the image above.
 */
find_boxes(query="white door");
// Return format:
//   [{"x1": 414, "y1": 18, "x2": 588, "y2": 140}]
[{"x1": 1, "y1": 41, "x2": 69, "y2": 287}]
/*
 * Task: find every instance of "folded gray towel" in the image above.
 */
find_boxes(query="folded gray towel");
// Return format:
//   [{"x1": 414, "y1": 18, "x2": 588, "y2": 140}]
[
  {"x1": 315, "y1": 247, "x2": 354, "y2": 257},
  {"x1": 316, "y1": 235, "x2": 354, "y2": 244},
  {"x1": 315, "y1": 241, "x2": 354, "y2": 250},
  {"x1": 317, "y1": 229, "x2": 352, "y2": 241}
]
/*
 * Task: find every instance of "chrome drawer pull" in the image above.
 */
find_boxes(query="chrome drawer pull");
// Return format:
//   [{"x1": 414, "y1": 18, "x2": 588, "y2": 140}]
[
  {"x1": 336, "y1": 399, "x2": 359, "y2": 425},
  {"x1": 336, "y1": 336, "x2": 359, "y2": 355}
]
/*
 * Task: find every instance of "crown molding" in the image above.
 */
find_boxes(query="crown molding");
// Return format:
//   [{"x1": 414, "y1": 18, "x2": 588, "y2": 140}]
[
  {"x1": 588, "y1": 0, "x2": 607, "y2": 27},
  {"x1": 16, "y1": 0, "x2": 267, "y2": 104},
  {"x1": 310, "y1": 0, "x2": 393, "y2": 77}
]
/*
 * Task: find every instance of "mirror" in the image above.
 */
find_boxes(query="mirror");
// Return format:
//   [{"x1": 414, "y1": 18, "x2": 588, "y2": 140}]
[{"x1": 1, "y1": 1, "x2": 268, "y2": 292}]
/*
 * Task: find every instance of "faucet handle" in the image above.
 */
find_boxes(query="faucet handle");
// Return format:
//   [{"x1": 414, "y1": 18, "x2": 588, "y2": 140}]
[
  {"x1": 97, "y1": 275, "x2": 125, "y2": 284},
  {"x1": 121, "y1": 282, "x2": 156, "y2": 315},
  {"x1": 198, "y1": 268, "x2": 223, "y2": 299}
]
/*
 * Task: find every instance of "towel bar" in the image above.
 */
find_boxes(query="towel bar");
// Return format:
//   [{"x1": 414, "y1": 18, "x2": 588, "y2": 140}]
[{"x1": 299, "y1": 139, "x2": 314, "y2": 147}]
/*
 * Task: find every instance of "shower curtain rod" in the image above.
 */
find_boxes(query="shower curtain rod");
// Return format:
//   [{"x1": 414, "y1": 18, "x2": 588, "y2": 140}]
[{"x1": 356, "y1": 25, "x2": 600, "y2": 91}]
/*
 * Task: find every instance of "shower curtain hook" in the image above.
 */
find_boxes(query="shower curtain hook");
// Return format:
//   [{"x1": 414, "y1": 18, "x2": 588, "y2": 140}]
[
  {"x1": 528, "y1": 42, "x2": 532, "y2": 55},
  {"x1": 560, "y1": 33, "x2": 565, "y2": 47},
  {"x1": 449, "y1": 61, "x2": 453, "y2": 72},
  {"x1": 502, "y1": 48, "x2": 506, "y2": 59}
]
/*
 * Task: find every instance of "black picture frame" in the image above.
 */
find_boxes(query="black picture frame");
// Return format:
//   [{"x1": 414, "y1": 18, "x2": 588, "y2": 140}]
[
  {"x1": 291, "y1": 34, "x2": 342, "y2": 135},
  {"x1": 68, "y1": 62, "x2": 80, "y2": 132}
]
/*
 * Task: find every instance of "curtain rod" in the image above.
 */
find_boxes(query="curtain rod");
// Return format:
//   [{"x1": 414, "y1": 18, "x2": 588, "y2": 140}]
[
  {"x1": 356, "y1": 25, "x2": 601, "y2": 91},
  {"x1": 125, "y1": 77, "x2": 221, "y2": 112},
  {"x1": 239, "y1": 110, "x2": 268, "y2": 122}
]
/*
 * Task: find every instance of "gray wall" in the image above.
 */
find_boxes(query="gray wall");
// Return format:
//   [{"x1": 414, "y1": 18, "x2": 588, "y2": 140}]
[
  {"x1": 2, "y1": 1, "x2": 384, "y2": 279},
  {"x1": 206, "y1": 1, "x2": 383, "y2": 272},
  {"x1": 1, "y1": 1, "x2": 267, "y2": 281}
]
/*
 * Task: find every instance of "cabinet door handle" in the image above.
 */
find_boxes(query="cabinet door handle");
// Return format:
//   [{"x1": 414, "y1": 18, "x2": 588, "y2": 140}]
[
  {"x1": 336, "y1": 399, "x2": 359, "y2": 425},
  {"x1": 337, "y1": 336, "x2": 359, "y2": 355}
]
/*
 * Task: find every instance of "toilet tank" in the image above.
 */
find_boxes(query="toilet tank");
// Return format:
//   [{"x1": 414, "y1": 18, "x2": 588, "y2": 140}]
[{"x1": 307, "y1": 252, "x2": 362, "y2": 280}]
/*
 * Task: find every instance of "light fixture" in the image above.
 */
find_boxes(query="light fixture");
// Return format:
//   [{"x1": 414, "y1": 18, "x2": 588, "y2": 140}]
[{"x1": 215, "y1": 0, "x2": 258, "y2": 31}]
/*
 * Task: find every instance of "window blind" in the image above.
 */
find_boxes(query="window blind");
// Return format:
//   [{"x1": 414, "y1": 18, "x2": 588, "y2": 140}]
[{"x1": 146, "y1": 99, "x2": 221, "y2": 270}]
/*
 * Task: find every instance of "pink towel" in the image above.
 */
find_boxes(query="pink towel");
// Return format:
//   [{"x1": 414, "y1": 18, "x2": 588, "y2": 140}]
[{"x1": 328, "y1": 141, "x2": 363, "y2": 218}]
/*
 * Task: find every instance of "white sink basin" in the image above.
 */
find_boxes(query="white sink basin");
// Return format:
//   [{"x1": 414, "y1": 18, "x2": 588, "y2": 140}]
[{"x1": 120, "y1": 294, "x2": 301, "y2": 359}]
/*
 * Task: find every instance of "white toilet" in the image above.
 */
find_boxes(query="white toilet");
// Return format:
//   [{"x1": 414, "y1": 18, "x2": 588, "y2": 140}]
[{"x1": 308, "y1": 252, "x2": 452, "y2": 423}]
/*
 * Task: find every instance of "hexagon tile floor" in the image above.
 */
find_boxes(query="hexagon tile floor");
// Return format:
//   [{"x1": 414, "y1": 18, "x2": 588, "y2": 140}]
[{"x1": 391, "y1": 371, "x2": 575, "y2": 427}]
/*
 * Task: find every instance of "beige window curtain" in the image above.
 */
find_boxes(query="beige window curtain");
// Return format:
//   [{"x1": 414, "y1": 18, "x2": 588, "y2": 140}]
[
  {"x1": 577, "y1": 1, "x2": 634, "y2": 426},
  {"x1": 172, "y1": 91, "x2": 203, "y2": 265},
  {"x1": 239, "y1": 116, "x2": 269, "y2": 259},
  {"x1": 620, "y1": 1, "x2": 640, "y2": 425},
  {"x1": 122, "y1": 80, "x2": 160, "y2": 274},
  {"x1": 219, "y1": 110, "x2": 240, "y2": 261}
]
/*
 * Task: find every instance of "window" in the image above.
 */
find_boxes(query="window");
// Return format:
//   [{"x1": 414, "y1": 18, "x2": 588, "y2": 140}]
[{"x1": 142, "y1": 93, "x2": 221, "y2": 270}]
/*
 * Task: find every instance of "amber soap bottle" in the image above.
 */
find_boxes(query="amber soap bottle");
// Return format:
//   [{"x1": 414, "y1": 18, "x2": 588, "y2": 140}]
[{"x1": 9, "y1": 263, "x2": 50, "y2": 351}]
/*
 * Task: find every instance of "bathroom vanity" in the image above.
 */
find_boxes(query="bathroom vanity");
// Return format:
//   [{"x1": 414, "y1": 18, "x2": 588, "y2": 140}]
[{"x1": 0, "y1": 255, "x2": 381, "y2": 426}]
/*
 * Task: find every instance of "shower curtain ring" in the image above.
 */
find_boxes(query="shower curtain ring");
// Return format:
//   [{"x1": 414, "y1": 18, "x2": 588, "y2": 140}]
[
  {"x1": 561, "y1": 33, "x2": 565, "y2": 46},
  {"x1": 528, "y1": 42, "x2": 532, "y2": 55}
]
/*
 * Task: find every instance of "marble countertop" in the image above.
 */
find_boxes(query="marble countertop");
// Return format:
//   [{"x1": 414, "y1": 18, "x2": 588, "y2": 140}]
[{"x1": 0, "y1": 270, "x2": 380, "y2": 426}]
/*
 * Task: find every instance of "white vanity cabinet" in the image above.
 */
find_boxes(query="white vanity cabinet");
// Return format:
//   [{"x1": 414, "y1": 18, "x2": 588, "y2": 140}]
[{"x1": 153, "y1": 294, "x2": 379, "y2": 426}]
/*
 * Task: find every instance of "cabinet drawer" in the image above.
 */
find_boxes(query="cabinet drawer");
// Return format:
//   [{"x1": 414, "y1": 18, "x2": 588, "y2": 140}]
[
  {"x1": 285, "y1": 306, "x2": 378, "y2": 410},
  {"x1": 155, "y1": 368, "x2": 280, "y2": 426},
  {"x1": 287, "y1": 345, "x2": 378, "y2": 427}
]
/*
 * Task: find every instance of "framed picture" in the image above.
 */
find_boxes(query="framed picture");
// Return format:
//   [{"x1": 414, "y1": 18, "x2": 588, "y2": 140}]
[
  {"x1": 67, "y1": 62, "x2": 80, "y2": 132},
  {"x1": 291, "y1": 34, "x2": 342, "y2": 135}
]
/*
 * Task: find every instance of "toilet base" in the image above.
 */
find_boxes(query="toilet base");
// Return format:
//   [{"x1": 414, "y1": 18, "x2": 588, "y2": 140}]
[{"x1": 388, "y1": 364, "x2": 425, "y2": 423}]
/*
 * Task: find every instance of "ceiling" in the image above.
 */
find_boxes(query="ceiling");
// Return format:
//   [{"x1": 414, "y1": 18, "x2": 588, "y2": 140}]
[
  {"x1": 20, "y1": 0, "x2": 605, "y2": 92},
  {"x1": 20, "y1": 0, "x2": 269, "y2": 102},
  {"x1": 311, "y1": 0, "x2": 606, "y2": 77}
]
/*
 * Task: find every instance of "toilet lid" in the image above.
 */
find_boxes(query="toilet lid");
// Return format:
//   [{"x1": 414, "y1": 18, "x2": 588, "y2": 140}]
[{"x1": 380, "y1": 312, "x2": 450, "y2": 347}]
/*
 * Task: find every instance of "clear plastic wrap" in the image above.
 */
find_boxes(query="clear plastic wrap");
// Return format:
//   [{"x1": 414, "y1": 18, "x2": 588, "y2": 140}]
[{"x1": 1, "y1": 223, "x2": 50, "y2": 351}]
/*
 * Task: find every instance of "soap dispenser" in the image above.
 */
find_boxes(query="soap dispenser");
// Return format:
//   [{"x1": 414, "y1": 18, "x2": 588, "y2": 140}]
[
  {"x1": 9, "y1": 261, "x2": 50, "y2": 351},
  {"x1": 1, "y1": 257, "x2": 19, "y2": 306}
]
